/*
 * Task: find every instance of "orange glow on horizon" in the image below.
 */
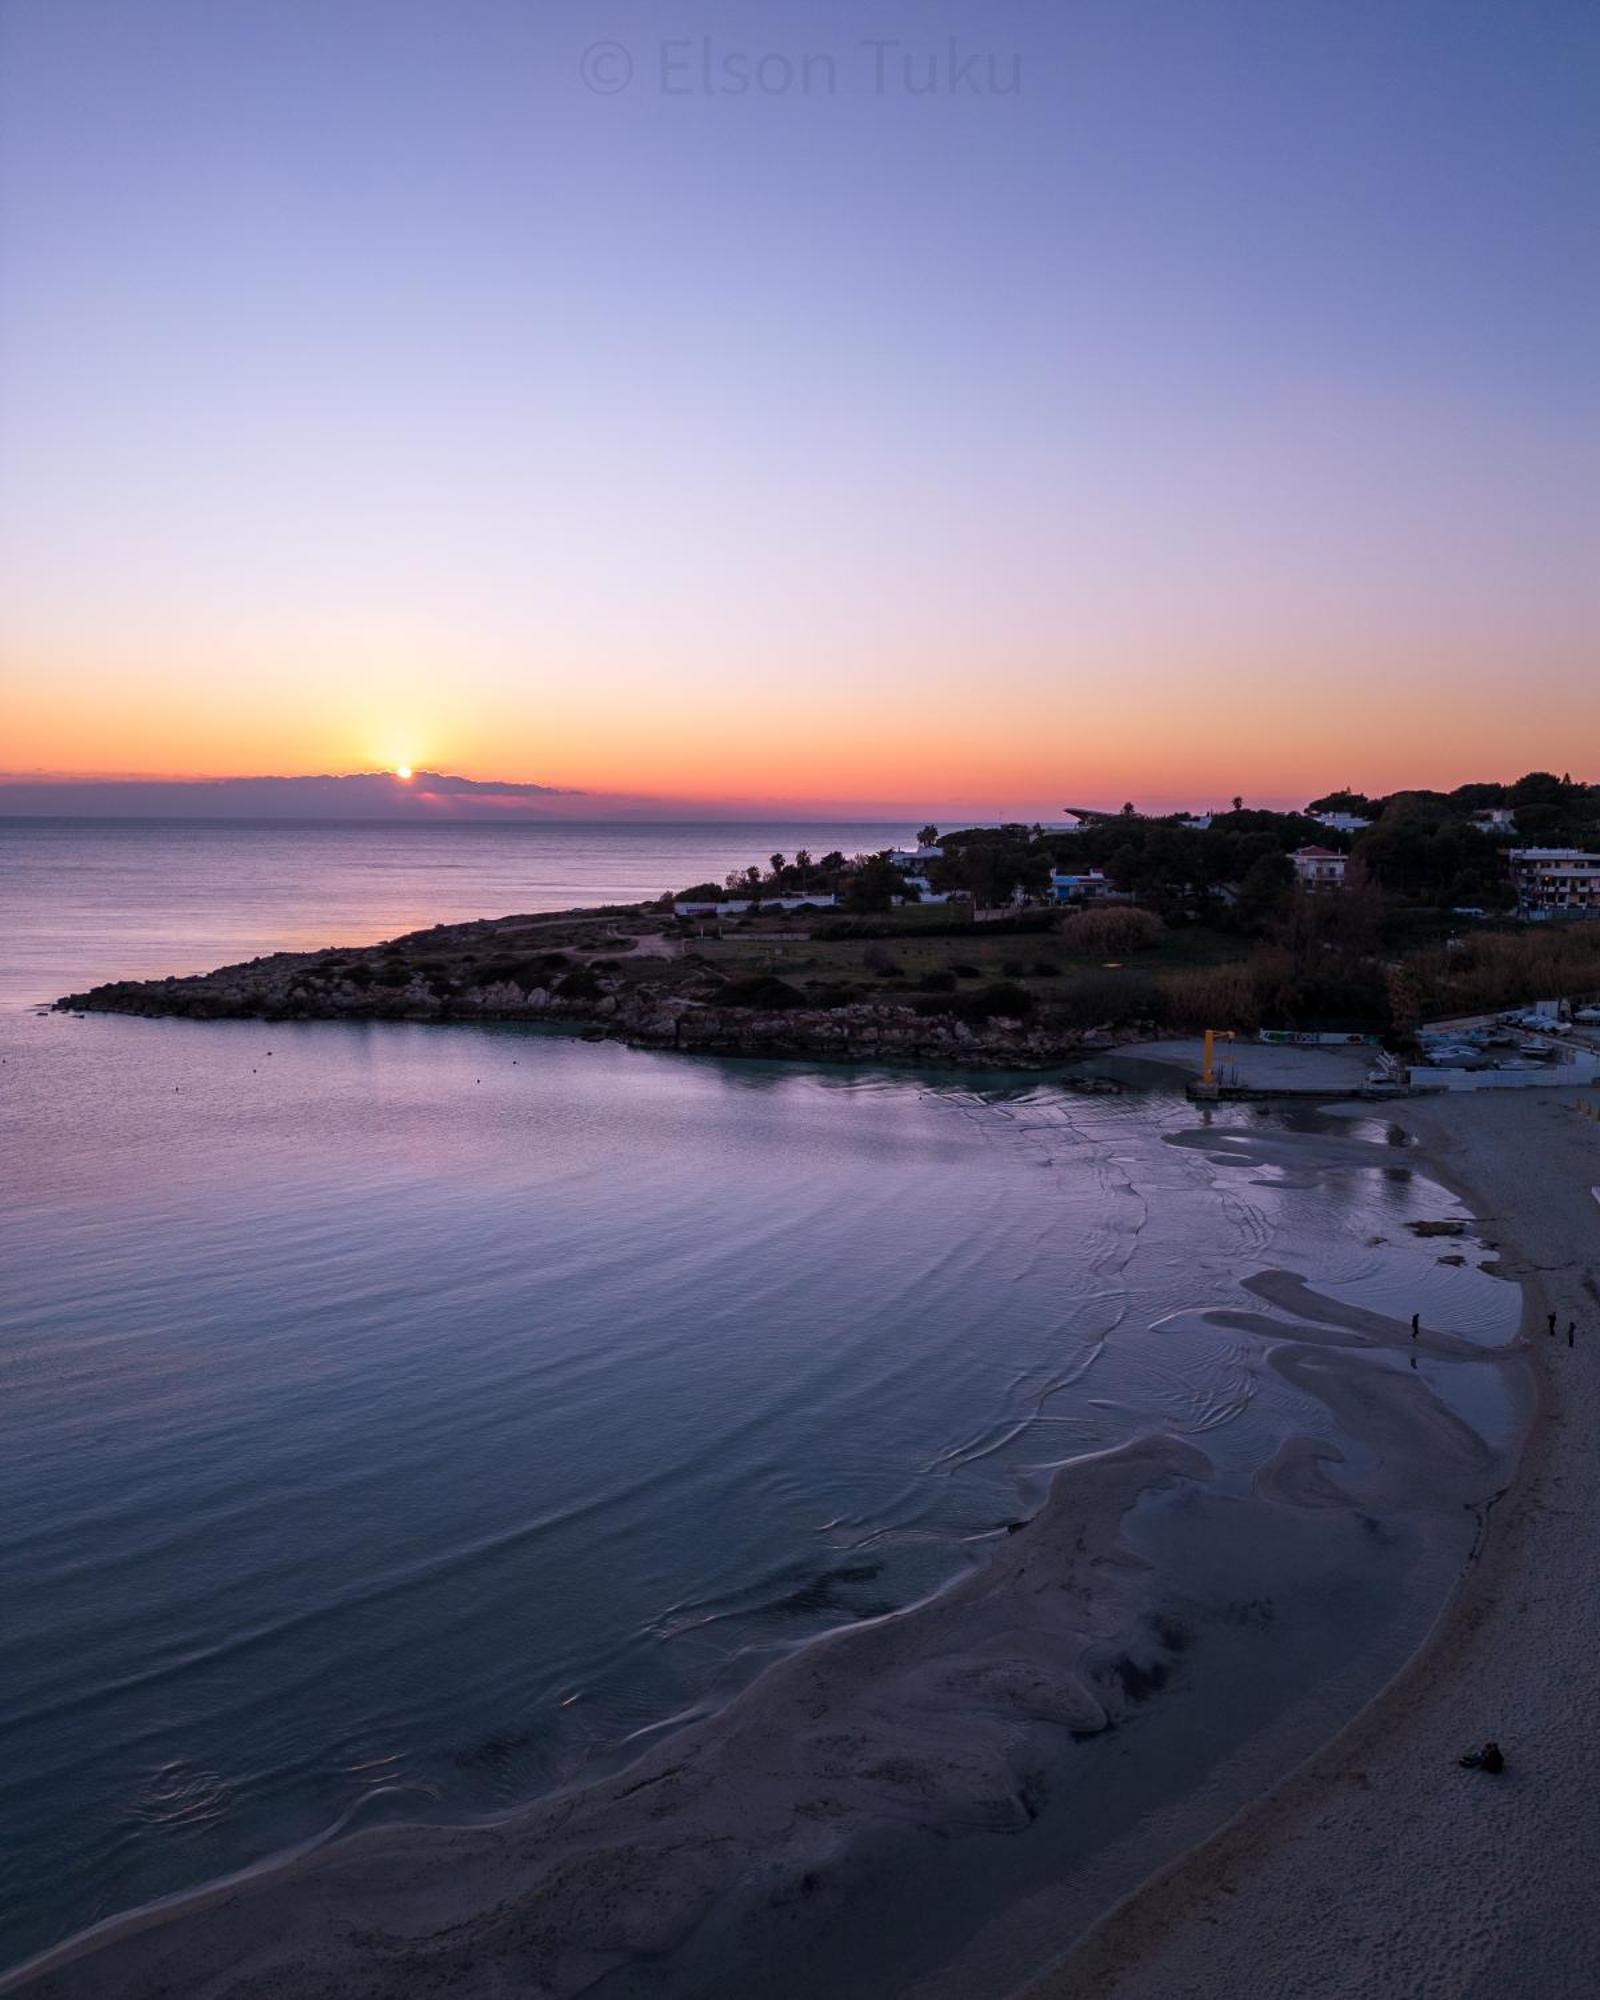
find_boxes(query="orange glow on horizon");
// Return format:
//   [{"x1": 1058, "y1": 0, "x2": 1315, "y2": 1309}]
[{"x1": 3, "y1": 622, "x2": 1594, "y2": 817}]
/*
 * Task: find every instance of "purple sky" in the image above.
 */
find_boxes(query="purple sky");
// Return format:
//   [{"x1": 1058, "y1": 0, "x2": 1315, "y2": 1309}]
[{"x1": 2, "y1": 0, "x2": 1596, "y2": 813}]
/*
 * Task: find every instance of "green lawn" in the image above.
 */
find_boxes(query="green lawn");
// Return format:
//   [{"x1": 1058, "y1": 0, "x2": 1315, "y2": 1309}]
[{"x1": 682, "y1": 917, "x2": 1247, "y2": 1000}]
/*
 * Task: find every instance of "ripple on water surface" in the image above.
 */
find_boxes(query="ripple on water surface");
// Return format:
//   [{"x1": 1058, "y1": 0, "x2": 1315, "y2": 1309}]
[{"x1": 0, "y1": 1012, "x2": 1522, "y2": 1973}]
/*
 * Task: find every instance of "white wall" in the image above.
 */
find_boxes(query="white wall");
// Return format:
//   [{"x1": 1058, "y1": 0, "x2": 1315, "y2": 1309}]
[
  {"x1": 674, "y1": 895, "x2": 838, "y2": 916},
  {"x1": 1412, "y1": 1056, "x2": 1600, "y2": 1092}
]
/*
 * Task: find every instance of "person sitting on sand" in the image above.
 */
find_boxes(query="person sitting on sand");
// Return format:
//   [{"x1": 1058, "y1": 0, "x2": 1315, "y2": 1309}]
[{"x1": 1459, "y1": 1741, "x2": 1505, "y2": 1773}]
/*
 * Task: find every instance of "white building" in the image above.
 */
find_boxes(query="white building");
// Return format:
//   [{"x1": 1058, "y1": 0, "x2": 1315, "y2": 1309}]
[
  {"x1": 887, "y1": 845, "x2": 944, "y2": 869},
  {"x1": 1507, "y1": 848, "x2": 1600, "y2": 919},
  {"x1": 1291, "y1": 846, "x2": 1348, "y2": 893},
  {"x1": 1312, "y1": 811, "x2": 1371, "y2": 835},
  {"x1": 897, "y1": 876, "x2": 966, "y2": 905},
  {"x1": 1471, "y1": 808, "x2": 1517, "y2": 832},
  {"x1": 673, "y1": 894, "x2": 839, "y2": 917},
  {"x1": 1049, "y1": 869, "x2": 1116, "y2": 903}
]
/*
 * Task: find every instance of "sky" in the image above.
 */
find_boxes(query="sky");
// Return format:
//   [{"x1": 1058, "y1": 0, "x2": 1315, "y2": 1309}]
[{"x1": 1, "y1": 0, "x2": 1596, "y2": 818}]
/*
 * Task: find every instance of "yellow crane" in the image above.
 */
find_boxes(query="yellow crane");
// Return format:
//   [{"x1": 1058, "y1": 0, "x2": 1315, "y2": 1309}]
[{"x1": 1200, "y1": 1027, "x2": 1236, "y2": 1090}]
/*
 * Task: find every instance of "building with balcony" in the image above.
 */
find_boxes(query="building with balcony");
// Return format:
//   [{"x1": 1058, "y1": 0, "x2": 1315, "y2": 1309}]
[
  {"x1": 1507, "y1": 848, "x2": 1600, "y2": 919},
  {"x1": 1290, "y1": 847, "x2": 1348, "y2": 893}
]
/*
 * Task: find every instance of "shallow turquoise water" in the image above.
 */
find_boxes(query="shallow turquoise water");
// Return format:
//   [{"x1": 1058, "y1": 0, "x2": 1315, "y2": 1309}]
[{"x1": 0, "y1": 822, "x2": 1518, "y2": 1972}]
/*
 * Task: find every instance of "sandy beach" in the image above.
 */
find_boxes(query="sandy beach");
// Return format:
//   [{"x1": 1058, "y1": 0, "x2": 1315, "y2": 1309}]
[{"x1": 1018, "y1": 1085, "x2": 1600, "y2": 2000}]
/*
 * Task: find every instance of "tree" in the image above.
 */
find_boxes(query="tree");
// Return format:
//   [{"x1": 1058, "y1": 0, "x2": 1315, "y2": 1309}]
[
  {"x1": 1445, "y1": 782, "x2": 1505, "y2": 812},
  {"x1": 1236, "y1": 852, "x2": 1294, "y2": 931},
  {"x1": 918, "y1": 824, "x2": 939, "y2": 847},
  {"x1": 1306, "y1": 789, "x2": 1374, "y2": 817},
  {"x1": 843, "y1": 855, "x2": 904, "y2": 913},
  {"x1": 769, "y1": 853, "x2": 787, "y2": 880},
  {"x1": 1386, "y1": 962, "x2": 1423, "y2": 1042},
  {"x1": 936, "y1": 833, "x2": 1049, "y2": 906},
  {"x1": 1106, "y1": 842, "x2": 1142, "y2": 892}
]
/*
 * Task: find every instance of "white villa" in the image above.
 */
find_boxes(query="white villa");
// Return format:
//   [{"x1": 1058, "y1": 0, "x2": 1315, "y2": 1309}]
[{"x1": 1291, "y1": 846, "x2": 1348, "y2": 892}]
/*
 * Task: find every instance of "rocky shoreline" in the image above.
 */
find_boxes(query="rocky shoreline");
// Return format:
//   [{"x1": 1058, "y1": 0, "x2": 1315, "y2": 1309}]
[{"x1": 54, "y1": 910, "x2": 1127, "y2": 1073}]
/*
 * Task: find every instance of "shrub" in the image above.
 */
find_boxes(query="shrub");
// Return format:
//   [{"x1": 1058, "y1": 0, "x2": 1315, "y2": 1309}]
[
  {"x1": 1032, "y1": 960, "x2": 1061, "y2": 977},
  {"x1": 919, "y1": 969, "x2": 957, "y2": 992},
  {"x1": 951, "y1": 980, "x2": 1036, "y2": 1022},
  {"x1": 1000, "y1": 958, "x2": 1028, "y2": 976},
  {"x1": 1160, "y1": 965, "x2": 1263, "y2": 1033},
  {"x1": 1059, "y1": 907, "x2": 1164, "y2": 954},
  {"x1": 715, "y1": 974, "x2": 807, "y2": 1009},
  {"x1": 555, "y1": 967, "x2": 602, "y2": 1002},
  {"x1": 1047, "y1": 971, "x2": 1164, "y2": 1029},
  {"x1": 951, "y1": 963, "x2": 982, "y2": 979},
  {"x1": 475, "y1": 952, "x2": 573, "y2": 990}
]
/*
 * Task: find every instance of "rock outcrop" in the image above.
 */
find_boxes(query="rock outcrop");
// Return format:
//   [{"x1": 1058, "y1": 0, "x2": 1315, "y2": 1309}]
[{"x1": 57, "y1": 936, "x2": 1125, "y2": 1072}]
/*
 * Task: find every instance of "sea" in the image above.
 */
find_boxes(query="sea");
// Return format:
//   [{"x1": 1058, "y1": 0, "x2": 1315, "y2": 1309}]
[{"x1": 0, "y1": 819, "x2": 1525, "y2": 1983}]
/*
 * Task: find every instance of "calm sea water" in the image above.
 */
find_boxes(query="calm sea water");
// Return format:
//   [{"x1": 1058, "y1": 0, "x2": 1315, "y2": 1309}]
[
  {"x1": 0, "y1": 821, "x2": 1518, "y2": 1975},
  {"x1": 0, "y1": 817, "x2": 921, "y2": 1010}
]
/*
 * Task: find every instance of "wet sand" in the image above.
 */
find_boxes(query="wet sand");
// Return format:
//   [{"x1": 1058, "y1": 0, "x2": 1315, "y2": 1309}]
[
  {"x1": 1, "y1": 1092, "x2": 1539, "y2": 2000},
  {"x1": 3, "y1": 1437, "x2": 1214, "y2": 1999},
  {"x1": 1017, "y1": 1087, "x2": 1600, "y2": 2000},
  {"x1": 1093, "y1": 1038, "x2": 1377, "y2": 1092}
]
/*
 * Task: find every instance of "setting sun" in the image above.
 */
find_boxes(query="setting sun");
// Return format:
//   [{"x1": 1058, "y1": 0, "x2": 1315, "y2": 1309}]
[{"x1": 393, "y1": 765, "x2": 413, "y2": 782}]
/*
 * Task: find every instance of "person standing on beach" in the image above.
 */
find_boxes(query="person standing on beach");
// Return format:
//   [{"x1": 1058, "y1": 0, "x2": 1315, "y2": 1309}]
[
  {"x1": 1411, "y1": 1312, "x2": 1420, "y2": 1341},
  {"x1": 1548, "y1": 1311, "x2": 1557, "y2": 1336},
  {"x1": 1568, "y1": 1322, "x2": 1576, "y2": 1348}
]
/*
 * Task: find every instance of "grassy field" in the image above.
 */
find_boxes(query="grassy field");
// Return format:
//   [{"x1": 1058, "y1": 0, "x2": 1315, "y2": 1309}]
[{"x1": 682, "y1": 916, "x2": 1242, "y2": 990}]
